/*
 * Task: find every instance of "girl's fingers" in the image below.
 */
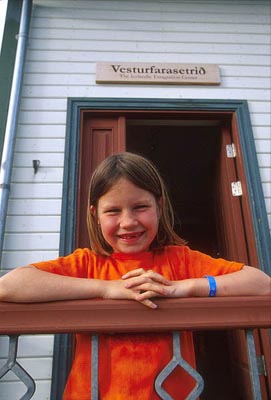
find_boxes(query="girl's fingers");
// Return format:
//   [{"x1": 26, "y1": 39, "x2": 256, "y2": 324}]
[
  {"x1": 135, "y1": 285, "x2": 170, "y2": 300},
  {"x1": 122, "y1": 270, "x2": 171, "y2": 288},
  {"x1": 122, "y1": 268, "x2": 146, "y2": 279},
  {"x1": 140, "y1": 298, "x2": 158, "y2": 309}
]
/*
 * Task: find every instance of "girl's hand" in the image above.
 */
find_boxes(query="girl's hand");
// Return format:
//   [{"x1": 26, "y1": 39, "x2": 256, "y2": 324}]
[
  {"x1": 121, "y1": 268, "x2": 172, "y2": 308},
  {"x1": 123, "y1": 271, "x2": 198, "y2": 301},
  {"x1": 101, "y1": 278, "x2": 163, "y2": 309}
]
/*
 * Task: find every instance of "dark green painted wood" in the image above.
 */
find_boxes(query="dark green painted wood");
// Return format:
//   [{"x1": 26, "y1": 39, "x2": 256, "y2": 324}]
[
  {"x1": 235, "y1": 102, "x2": 271, "y2": 274},
  {"x1": 50, "y1": 100, "x2": 80, "y2": 400},
  {"x1": 59, "y1": 99, "x2": 81, "y2": 257},
  {"x1": 0, "y1": 0, "x2": 23, "y2": 161},
  {"x1": 52, "y1": 98, "x2": 271, "y2": 400}
]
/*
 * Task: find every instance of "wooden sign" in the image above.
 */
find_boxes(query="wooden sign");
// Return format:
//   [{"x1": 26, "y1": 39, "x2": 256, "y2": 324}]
[{"x1": 96, "y1": 62, "x2": 220, "y2": 85}]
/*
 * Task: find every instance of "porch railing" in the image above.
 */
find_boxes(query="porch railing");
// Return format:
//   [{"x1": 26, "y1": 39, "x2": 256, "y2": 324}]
[{"x1": 0, "y1": 296, "x2": 270, "y2": 400}]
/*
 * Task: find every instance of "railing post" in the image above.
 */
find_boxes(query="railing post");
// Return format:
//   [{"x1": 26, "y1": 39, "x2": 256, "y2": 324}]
[
  {"x1": 246, "y1": 329, "x2": 263, "y2": 400},
  {"x1": 0, "y1": 335, "x2": 36, "y2": 400},
  {"x1": 155, "y1": 331, "x2": 204, "y2": 400},
  {"x1": 91, "y1": 334, "x2": 99, "y2": 400}
]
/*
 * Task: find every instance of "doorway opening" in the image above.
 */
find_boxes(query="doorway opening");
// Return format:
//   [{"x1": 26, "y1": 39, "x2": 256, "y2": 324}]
[
  {"x1": 126, "y1": 118, "x2": 221, "y2": 256},
  {"x1": 126, "y1": 118, "x2": 238, "y2": 399}
]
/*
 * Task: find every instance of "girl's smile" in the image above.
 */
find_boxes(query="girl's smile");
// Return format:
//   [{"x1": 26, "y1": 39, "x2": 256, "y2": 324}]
[{"x1": 96, "y1": 178, "x2": 160, "y2": 254}]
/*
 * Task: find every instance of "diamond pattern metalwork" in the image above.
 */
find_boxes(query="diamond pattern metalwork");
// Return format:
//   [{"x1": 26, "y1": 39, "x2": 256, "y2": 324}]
[
  {"x1": 154, "y1": 331, "x2": 204, "y2": 400},
  {"x1": 0, "y1": 335, "x2": 36, "y2": 400}
]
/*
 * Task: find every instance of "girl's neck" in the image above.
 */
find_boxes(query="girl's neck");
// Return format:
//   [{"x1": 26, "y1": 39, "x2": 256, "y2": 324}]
[{"x1": 111, "y1": 250, "x2": 153, "y2": 260}]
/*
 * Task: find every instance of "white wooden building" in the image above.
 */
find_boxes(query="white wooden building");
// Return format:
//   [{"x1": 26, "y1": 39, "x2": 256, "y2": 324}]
[{"x1": 0, "y1": 0, "x2": 270, "y2": 399}]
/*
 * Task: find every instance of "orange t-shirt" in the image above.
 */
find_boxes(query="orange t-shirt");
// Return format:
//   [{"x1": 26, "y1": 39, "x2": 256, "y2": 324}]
[{"x1": 33, "y1": 245, "x2": 244, "y2": 400}]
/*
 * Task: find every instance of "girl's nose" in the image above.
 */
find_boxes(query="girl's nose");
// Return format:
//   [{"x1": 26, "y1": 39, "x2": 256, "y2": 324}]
[{"x1": 119, "y1": 210, "x2": 138, "y2": 228}]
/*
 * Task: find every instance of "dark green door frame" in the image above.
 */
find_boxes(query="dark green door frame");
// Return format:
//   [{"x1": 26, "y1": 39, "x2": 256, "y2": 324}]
[{"x1": 51, "y1": 97, "x2": 271, "y2": 400}]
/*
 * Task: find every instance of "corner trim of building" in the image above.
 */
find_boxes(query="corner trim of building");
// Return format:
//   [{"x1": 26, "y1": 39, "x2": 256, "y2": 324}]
[{"x1": 0, "y1": 0, "x2": 23, "y2": 160}]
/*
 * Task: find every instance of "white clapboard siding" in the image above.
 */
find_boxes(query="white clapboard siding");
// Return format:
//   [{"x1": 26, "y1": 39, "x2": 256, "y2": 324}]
[
  {"x1": 7, "y1": 199, "x2": 62, "y2": 215},
  {"x1": 9, "y1": 182, "x2": 63, "y2": 198},
  {"x1": 32, "y1": 4, "x2": 269, "y2": 23},
  {"x1": 0, "y1": 381, "x2": 51, "y2": 400},
  {"x1": 11, "y1": 168, "x2": 63, "y2": 183},
  {"x1": 13, "y1": 153, "x2": 64, "y2": 168},
  {"x1": 250, "y1": 114, "x2": 271, "y2": 127},
  {"x1": 21, "y1": 85, "x2": 270, "y2": 101},
  {"x1": 262, "y1": 182, "x2": 271, "y2": 197},
  {"x1": 25, "y1": 50, "x2": 270, "y2": 65},
  {"x1": 254, "y1": 140, "x2": 271, "y2": 154},
  {"x1": 0, "y1": 358, "x2": 52, "y2": 382},
  {"x1": 1, "y1": 1, "x2": 270, "y2": 399},
  {"x1": 4, "y1": 233, "x2": 60, "y2": 251},
  {"x1": 31, "y1": 18, "x2": 270, "y2": 35},
  {"x1": 0, "y1": 335, "x2": 54, "y2": 357},
  {"x1": 30, "y1": 29, "x2": 271, "y2": 45},
  {"x1": 28, "y1": 40, "x2": 269, "y2": 55},
  {"x1": 17, "y1": 124, "x2": 66, "y2": 138},
  {"x1": 253, "y1": 126, "x2": 271, "y2": 140},
  {"x1": 1, "y1": 251, "x2": 59, "y2": 271},
  {"x1": 5, "y1": 216, "x2": 61, "y2": 233},
  {"x1": 257, "y1": 154, "x2": 271, "y2": 169}
]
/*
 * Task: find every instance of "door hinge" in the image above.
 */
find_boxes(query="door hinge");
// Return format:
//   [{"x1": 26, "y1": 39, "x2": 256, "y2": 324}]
[
  {"x1": 226, "y1": 143, "x2": 236, "y2": 158},
  {"x1": 257, "y1": 355, "x2": 267, "y2": 376},
  {"x1": 231, "y1": 181, "x2": 243, "y2": 196}
]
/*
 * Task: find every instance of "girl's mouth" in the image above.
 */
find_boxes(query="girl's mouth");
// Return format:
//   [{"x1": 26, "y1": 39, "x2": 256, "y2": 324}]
[{"x1": 118, "y1": 232, "x2": 144, "y2": 240}]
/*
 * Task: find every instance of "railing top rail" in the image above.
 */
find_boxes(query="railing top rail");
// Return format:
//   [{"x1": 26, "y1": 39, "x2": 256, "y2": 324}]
[{"x1": 0, "y1": 296, "x2": 270, "y2": 335}]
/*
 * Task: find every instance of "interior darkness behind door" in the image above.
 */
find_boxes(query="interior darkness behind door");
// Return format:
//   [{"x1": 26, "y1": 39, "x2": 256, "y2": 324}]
[
  {"x1": 126, "y1": 121, "x2": 220, "y2": 255},
  {"x1": 126, "y1": 119, "x2": 241, "y2": 400}
]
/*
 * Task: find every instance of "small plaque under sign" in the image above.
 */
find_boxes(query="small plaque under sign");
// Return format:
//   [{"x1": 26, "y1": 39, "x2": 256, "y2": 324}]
[{"x1": 96, "y1": 62, "x2": 220, "y2": 85}]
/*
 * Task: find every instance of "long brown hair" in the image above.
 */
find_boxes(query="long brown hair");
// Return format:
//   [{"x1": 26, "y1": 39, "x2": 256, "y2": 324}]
[{"x1": 87, "y1": 152, "x2": 185, "y2": 255}]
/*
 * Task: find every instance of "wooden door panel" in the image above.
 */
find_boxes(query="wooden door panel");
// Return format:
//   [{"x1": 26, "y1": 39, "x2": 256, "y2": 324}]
[
  {"x1": 76, "y1": 114, "x2": 126, "y2": 248},
  {"x1": 216, "y1": 122, "x2": 269, "y2": 400},
  {"x1": 216, "y1": 123, "x2": 248, "y2": 264}
]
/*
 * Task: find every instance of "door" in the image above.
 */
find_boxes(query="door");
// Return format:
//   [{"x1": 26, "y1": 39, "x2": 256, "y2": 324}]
[{"x1": 76, "y1": 113, "x2": 125, "y2": 248}]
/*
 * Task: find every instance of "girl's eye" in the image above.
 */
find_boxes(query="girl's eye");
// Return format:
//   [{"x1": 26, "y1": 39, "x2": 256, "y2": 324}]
[
  {"x1": 104, "y1": 209, "x2": 120, "y2": 215},
  {"x1": 135, "y1": 204, "x2": 148, "y2": 210}
]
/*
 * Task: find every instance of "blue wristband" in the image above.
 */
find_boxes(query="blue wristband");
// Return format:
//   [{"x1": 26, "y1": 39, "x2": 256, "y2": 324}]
[{"x1": 204, "y1": 275, "x2": 217, "y2": 297}]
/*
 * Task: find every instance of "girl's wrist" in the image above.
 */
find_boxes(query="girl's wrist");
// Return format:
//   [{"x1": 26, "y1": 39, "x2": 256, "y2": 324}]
[
  {"x1": 172, "y1": 278, "x2": 210, "y2": 298},
  {"x1": 171, "y1": 279, "x2": 194, "y2": 297},
  {"x1": 190, "y1": 278, "x2": 210, "y2": 297},
  {"x1": 89, "y1": 278, "x2": 108, "y2": 298}
]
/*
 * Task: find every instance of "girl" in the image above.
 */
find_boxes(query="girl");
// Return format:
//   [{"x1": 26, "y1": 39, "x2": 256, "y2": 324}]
[{"x1": 0, "y1": 152, "x2": 270, "y2": 400}]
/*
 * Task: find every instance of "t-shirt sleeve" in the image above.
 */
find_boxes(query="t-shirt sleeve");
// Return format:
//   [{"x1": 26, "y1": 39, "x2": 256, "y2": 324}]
[
  {"x1": 182, "y1": 246, "x2": 244, "y2": 278},
  {"x1": 31, "y1": 248, "x2": 93, "y2": 278}
]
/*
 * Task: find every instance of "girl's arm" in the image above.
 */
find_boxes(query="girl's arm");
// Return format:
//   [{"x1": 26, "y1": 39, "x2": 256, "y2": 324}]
[
  {"x1": 0, "y1": 265, "x2": 166, "y2": 308},
  {"x1": 0, "y1": 265, "x2": 106, "y2": 303},
  {"x1": 123, "y1": 266, "x2": 271, "y2": 302},
  {"x1": 170, "y1": 266, "x2": 271, "y2": 298}
]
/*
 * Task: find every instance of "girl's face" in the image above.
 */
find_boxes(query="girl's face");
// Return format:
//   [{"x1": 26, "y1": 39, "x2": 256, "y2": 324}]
[{"x1": 95, "y1": 178, "x2": 160, "y2": 254}]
